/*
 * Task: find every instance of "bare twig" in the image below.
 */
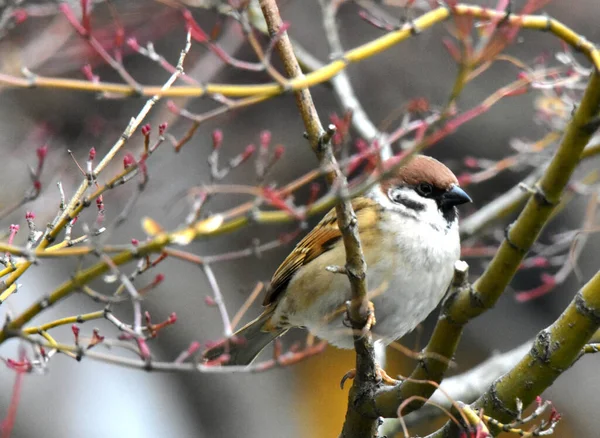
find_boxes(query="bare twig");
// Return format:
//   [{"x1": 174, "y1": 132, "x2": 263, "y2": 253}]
[{"x1": 317, "y1": 0, "x2": 392, "y2": 160}]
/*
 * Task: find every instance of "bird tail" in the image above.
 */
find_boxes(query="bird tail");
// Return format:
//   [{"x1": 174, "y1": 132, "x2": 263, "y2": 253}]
[{"x1": 203, "y1": 307, "x2": 286, "y2": 366}]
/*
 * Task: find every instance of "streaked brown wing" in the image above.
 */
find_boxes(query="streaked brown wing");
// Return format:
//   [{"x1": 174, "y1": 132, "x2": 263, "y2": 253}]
[{"x1": 263, "y1": 197, "x2": 381, "y2": 305}]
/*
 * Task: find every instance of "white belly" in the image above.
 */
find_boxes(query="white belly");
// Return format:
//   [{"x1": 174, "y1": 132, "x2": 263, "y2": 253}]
[{"x1": 278, "y1": 211, "x2": 461, "y2": 349}]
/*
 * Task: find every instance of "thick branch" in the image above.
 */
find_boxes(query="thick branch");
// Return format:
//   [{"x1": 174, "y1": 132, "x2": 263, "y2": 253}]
[
  {"x1": 368, "y1": 71, "x2": 600, "y2": 418},
  {"x1": 382, "y1": 340, "x2": 532, "y2": 432},
  {"x1": 429, "y1": 269, "x2": 600, "y2": 437}
]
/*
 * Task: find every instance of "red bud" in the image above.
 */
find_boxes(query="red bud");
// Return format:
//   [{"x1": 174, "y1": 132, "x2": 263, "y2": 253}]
[
  {"x1": 36, "y1": 144, "x2": 48, "y2": 161},
  {"x1": 212, "y1": 129, "x2": 223, "y2": 150},
  {"x1": 273, "y1": 145, "x2": 285, "y2": 160},
  {"x1": 123, "y1": 153, "x2": 135, "y2": 169},
  {"x1": 260, "y1": 130, "x2": 272, "y2": 149}
]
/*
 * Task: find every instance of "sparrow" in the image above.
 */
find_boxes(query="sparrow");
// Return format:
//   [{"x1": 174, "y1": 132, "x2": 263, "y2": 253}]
[{"x1": 203, "y1": 155, "x2": 471, "y2": 366}]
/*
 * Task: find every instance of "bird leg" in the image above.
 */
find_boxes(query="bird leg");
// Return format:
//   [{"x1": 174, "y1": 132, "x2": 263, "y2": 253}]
[{"x1": 340, "y1": 300, "x2": 397, "y2": 388}]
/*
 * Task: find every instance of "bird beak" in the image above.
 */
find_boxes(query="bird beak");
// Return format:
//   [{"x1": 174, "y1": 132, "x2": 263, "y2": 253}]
[{"x1": 441, "y1": 185, "x2": 472, "y2": 207}]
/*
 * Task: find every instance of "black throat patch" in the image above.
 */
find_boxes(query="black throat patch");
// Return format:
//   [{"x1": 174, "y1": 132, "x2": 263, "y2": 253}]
[{"x1": 440, "y1": 205, "x2": 458, "y2": 226}]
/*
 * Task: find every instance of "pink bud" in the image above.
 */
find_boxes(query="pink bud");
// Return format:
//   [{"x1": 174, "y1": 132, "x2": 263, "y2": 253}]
[
  {"x1": 278, "y1": 21, "x2": 291, "y2": 33},
  {"x1": 88, "y1": 147, "x2": 96, "y2": 161},
  {"x1": 25, "y1": 211, "x2": 35, "y2": 220},
  {"x1": 186, "y1": 341, "x2": 201, "y2": 355},
  {"x1": 96, "y1": 196, "x2": 103, "y2": 208},
  {"x1": 241, "y1": 144, "x2": 256, "y2": 162},
  {"x1": 123, "y1": 153, "x2": 135, "y2": 169},
  {"x1": 260, "y1": 130, "x2": 272, "y2": 149},
  {"x1": 36, "y1": 144, "x2": 48, "y2": 161},
  {"x1": 126, "y1": 37, "x2": 140, "y2": 51},
  {"x1": 158, "y1": 123, "x2": 168, "y2": 135},
  {"x1": 531, "y1": 256, "x2": 549, "y2": 268},
  {"x1": 141, "y1": 124, "x2": 151, "y2": 136},
  {"x1": 168, "y1": 312, "x2": 177, "y2": 324},
  {"x1": 463, "y1": 157, "x2": 478, "y2": 168},
  {"x1": 154, "y1": 273, "x2": 165, "y2": 285},
  {"x1": 215, "y1": 353, "x2": 230, "y2": 365},
  {"x1": 273, "y1": 145, "x2": 285, "y2": 160},
  {"x1": 114, "y1": 27, "x2": 124, "y2": 48},
  {"x1": 13, "y1": 9, "x2": 28, "y2": 24},
  {"x1": 131, "y1": 238, "x2": 139, "y2": 246},
  {"x1": 82, "y1": 64, "x2": 97, "y2": 82},
  {"x1": 457, "y1": 173, "x2": 472, "y2": 186},
  {"x1": 212, "y1": 129, "x2": 223, "y2": 150},
  {"x1": 166, "y1": 100, "x2": 180, "y2": 114},
  {"x1": 204, "y1": 296, "x2": 216, "y2": 306},
  {"x1": 92, "y1": 328, "x2": 104, "y2": 341},
  {"x1": 540, "y1": 273, "x2": 556, "y2": 286}
]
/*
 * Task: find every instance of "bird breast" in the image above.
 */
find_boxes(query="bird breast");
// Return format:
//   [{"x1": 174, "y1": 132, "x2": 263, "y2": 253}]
[{"x1": 274, "y1": 210, "x2": 461, "y2": 349}]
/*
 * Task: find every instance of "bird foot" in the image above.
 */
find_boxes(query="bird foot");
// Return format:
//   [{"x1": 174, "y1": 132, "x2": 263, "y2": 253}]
[
  {"x1": 343, "y1": 300, "x2": 377, "y2": 334},
  {"x1": 340, "y1": 363, "x2": 400, "y2": 389},
  {"x1": 361, "y1": 301, "x2": 376, "y2": 336}
]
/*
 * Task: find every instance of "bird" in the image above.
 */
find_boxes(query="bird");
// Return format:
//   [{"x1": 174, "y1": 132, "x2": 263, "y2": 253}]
[{"x1": 203, "y1": 155, "x2": 471, "y2": 368}]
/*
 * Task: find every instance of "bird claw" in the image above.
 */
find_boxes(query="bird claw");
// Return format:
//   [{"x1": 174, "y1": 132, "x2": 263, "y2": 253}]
[
  {"x1": 376, "y1": 365, "x2": 400, "y2": 386},
  {"x1": 340, "y1": 363, "x2": 400, "y2": 390},
  {"x1": 340, "y1": 368, "x2": 356, "y2": 390},
  {"x1": 343, "y1": 300, "x2": 377, "y2": 336},
  {"x1": 361, "y1": 301, "x2": 376, "y2": 336}
]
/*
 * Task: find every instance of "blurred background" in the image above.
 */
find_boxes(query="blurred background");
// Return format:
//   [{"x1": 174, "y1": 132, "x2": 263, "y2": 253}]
[{"x1": 0, "y1": 0, "x2": 599, "y2": 437}]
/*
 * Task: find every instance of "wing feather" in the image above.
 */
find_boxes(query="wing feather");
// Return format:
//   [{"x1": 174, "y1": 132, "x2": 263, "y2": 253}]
[{"x1": 263, "y1": 197, "x2": 380, "y2": 305}]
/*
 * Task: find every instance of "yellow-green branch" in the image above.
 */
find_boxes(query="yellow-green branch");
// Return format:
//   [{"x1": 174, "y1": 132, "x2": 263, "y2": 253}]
[
  {"x1": 0, "y1": 5, "x2": 598, "y2": 99},
  {"x1": 371, "y1": 71, "x2": 600, "y2": 418}
]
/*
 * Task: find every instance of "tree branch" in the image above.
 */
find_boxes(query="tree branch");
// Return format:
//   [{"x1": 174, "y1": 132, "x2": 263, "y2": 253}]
[
  {"x1": 317, "y1": 0, "x2": 392, "y2": 160},
  {"x1": 428, "y1": 268, "x2": 600, "y2": 437},
  {"x1": 369, "y1": 70, "x2": 600, "y2": 418},
  {"x1": 382, "y1": 340, "x2": 532, "y2": 432},
  {"x1": 258, "y1": 1, "x2": 377, "y2": 436}
]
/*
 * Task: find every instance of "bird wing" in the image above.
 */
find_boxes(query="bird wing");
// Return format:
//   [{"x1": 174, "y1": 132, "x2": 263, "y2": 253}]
[{"x1": 263, "y1": 196, "x2": 381, "y2": 306}]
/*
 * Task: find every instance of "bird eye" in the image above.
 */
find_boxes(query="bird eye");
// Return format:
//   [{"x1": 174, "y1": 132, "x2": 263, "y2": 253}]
[{"x1": 416, "y1": 183, "x2": 433, "y2": 197}]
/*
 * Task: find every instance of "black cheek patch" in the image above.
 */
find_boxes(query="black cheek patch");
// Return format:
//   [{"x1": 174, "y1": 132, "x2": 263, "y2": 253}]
[{"x1": 395, "y1": 196, "x2": 425, "y2": 212}]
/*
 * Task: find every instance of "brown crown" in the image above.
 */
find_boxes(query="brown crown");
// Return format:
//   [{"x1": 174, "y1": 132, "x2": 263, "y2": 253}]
[{"x1": 380, "y1": 155, "x2": 458, "y2": 192}]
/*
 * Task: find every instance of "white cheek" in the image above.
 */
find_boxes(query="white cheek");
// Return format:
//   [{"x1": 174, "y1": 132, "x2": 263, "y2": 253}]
[{"x1": 369, "y1": 186, "x2": 452, "y2": 232}]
